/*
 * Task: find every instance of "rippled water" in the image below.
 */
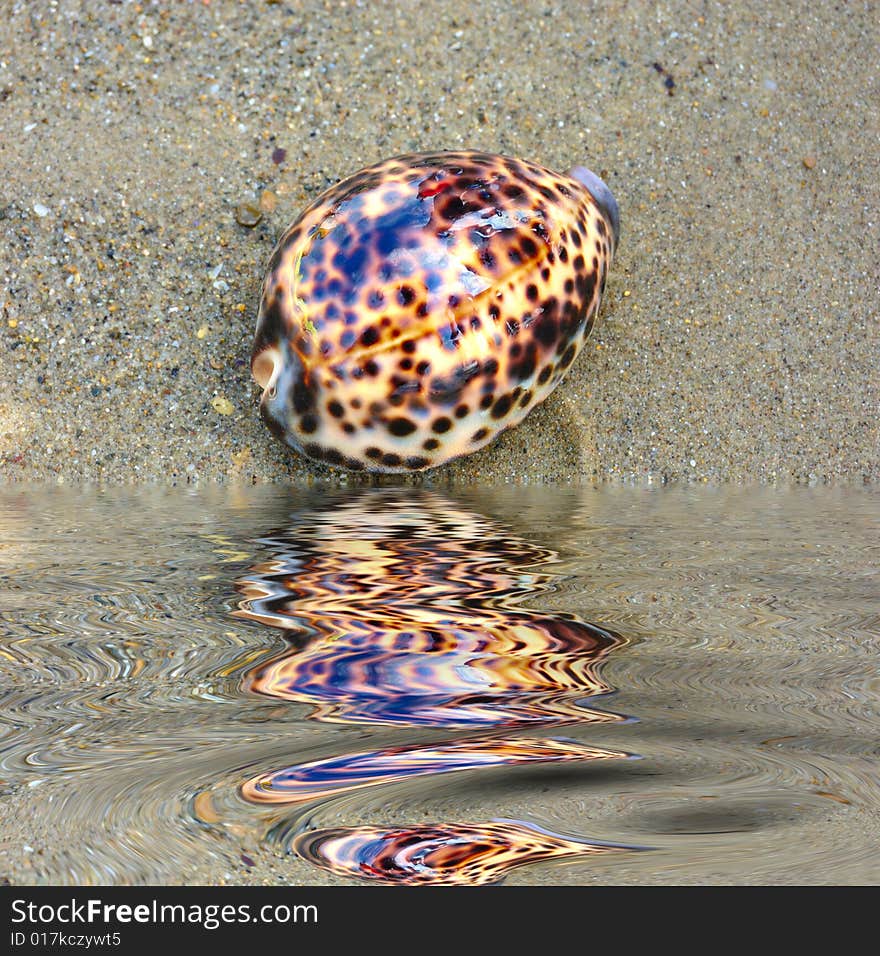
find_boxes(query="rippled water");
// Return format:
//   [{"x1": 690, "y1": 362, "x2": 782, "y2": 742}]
[{"x1": 0, "y1": 485, "x2": 877, "y2": 885}]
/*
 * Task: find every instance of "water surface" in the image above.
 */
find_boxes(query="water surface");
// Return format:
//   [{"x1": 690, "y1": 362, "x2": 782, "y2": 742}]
[{"x1": 0, "y1": 485, "x2": 876, "y2": 884}]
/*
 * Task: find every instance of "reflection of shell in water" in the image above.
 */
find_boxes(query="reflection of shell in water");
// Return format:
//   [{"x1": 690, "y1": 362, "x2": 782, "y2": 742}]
[
  {"x1": 241, "y1": 614, "x2": 620, "y2": 727},
  {"x1": 293, "y1": 820, "x2": 630, "y2": 886},
  {"x1": 233, "y1": 490, "x2": 634, "y2": 883},
  {"x1": 233, "y1": 491, "x2": 624, "y2": 727},
  {"x1": 242, "y1": 736, "x2": 631, "y2": 805}
]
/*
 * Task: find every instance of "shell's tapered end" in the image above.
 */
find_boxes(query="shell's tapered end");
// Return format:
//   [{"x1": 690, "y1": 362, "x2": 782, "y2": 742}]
[
  {"x1": 251, "y1": 334, "x2": 306, "y2": 449},
  {"x1": 252, "y1": 345, "x2": 282, "y2": 392},
  {"x1": 569, "y1": 165, "x2": 620, "y2": 253}
]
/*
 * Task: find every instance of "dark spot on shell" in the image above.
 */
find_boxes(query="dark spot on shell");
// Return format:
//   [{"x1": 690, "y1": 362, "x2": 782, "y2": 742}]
[
  {"x1": 559, "y1": 343, "x2": 577, "y2": 369},
  {"x1": 302, "y1": 443, "x2": 363, "y2": 470},
  {"x1": 292, "y1": 378, "x2": 316, "y2": 414},
  {"x1": 510, "y1": 341, "x2": 538, "y2": 382},
  {"x1": 432, "y1": 416, "x2": 452, "y2": 433},
  {"x1": 360, "y1": 326, "x2": 380, "y2": 347},
  {"x1": 455, "y1": 403, "x2": 469, "y2": 418},
  {"x1": 382, "y1": 452, "x2": 402, "y2": 468},
  {"x1": 327, "y1": 400, "x2": 345, "y2": 419},
  {"x1": 580, "y1": 271, "x2": 597, "y2": 303},
  {"x1": 404, "y1": 456, "x2": 429, "y2": 469},
  {"x1": 533, "y1": 306, "x2": 559, "y2": 347},
  {"x1": 365, "y1": 447, "x2": 383, "y2": 460},
  {"x1": 388, "y1": 417, "x2": 417, "y2": 437},
  {"x1": 491, "y1": 394, "x2": 513, "y2": 419},
  {"x1": 538, "y1": 364, "x2": 553, "y2": 385},
  {"x1": 532, "y1": 221, "x2": 549, "y2": 243},
  {"x1": 480, "y1": 394, "x2": 494, "y2": 410},
  {"x1": 423, "y1": 437, "x2": 441, "y2": 451},
  {"x1": 472, "y1": 427, "x2": 490, "y2": 442},
  {"x1": 439, "y1": 195, "x2": 474, "y2": 221}
]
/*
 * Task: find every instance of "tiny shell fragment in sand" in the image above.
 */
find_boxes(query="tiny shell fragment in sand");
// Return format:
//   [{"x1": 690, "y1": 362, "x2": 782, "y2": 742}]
[
  {"x1": 211, "y1": 396, "x2": 234, "y2": 415},
  {"x1": 235, "y1": 202, "x2": 262, "y2": 227}
]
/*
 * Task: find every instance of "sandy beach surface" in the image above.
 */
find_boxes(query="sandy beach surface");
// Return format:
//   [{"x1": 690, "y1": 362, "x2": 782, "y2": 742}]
[{"x1": 0, "y1": 0, "x2": 877, "y2": 484}]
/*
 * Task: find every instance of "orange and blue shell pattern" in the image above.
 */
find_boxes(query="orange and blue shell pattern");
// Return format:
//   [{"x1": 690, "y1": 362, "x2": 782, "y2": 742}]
[{"x1": 252, "y1": 151, "x2": 619, "y2": 471}]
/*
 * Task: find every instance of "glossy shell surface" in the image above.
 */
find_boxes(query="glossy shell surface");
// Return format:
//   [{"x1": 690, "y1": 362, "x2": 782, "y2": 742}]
[{"x1": 252, "y1": 150, "x2": 618, "y2": 472}]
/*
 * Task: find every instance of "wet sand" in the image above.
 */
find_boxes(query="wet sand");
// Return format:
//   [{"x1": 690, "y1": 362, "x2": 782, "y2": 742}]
[{"x1": 0, "y1": 0, "x2": 877, "y2": 484}]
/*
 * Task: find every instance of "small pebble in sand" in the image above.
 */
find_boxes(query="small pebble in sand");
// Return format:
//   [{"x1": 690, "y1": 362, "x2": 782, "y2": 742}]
[
  {"x1": 33, "y1": 203, "x2": 49, "y2": 218},
  {"x1": 802, "y1": 156, "x2": 817, "y2": 170},
  {"x1": 211, "y1": 396, "x2": 234, "y2": 415},
  {"x1": 235, "y1": 202, "x2": 262, "y2": 227},
  {"x1": 259, "y1": 190, "x2": 278, "y2": 213},
  {"x1": 271, "y1": 147, "x2": 287, "y2": 165}
]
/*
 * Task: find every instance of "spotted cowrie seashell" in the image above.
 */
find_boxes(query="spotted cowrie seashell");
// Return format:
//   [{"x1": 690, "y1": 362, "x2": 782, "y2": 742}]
[{"x1": 252, "y1": 150, "x2": 619, "y2": 472}]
